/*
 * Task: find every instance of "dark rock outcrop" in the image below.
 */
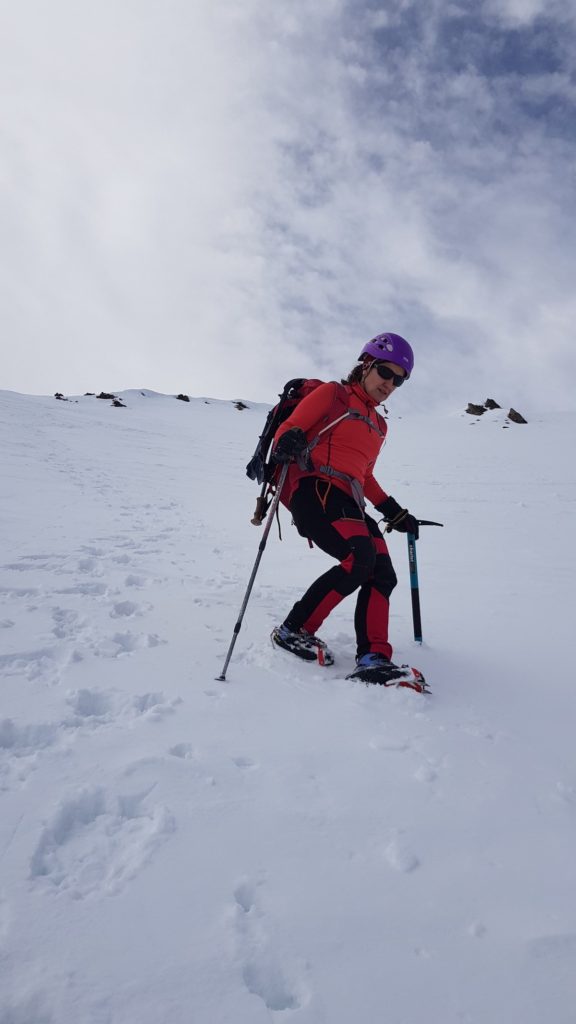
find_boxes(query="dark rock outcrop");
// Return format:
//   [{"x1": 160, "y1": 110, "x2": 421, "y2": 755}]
[
  {"x1": 176, "y1": 394, "x2": 190, "y2": 402},
  {"x1": 466, "y1": 403, "x2": 486, "y2": 416},
  {"x1": 54, "y1": 392, "x2": 78, "y2": 404},
  {"x1": 484, "y1": 399, "x2": 501, "y2": 409},
  {"x1": 508, "y1": 408, "x2": 527, "y2": 424}
]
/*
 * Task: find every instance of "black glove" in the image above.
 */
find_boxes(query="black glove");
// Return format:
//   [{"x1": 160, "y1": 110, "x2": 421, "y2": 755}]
[
  {"x1": 271, "y1": 427, "x2": 309, "y2": 464},
  {"x1": 376, "y1": 496, "x2": 419, "y2": 539}
]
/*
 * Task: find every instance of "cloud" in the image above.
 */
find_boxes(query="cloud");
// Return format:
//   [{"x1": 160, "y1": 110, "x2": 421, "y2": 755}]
[
  {"x1": 482, "y1": 0, "x2": 576, "y2": 29},
  {"x1": 236, "y1": 0, "x2": 576, "y2": 411},
  {"x1": 1, "y1": 0, "x2": 576, "y2": 413}
]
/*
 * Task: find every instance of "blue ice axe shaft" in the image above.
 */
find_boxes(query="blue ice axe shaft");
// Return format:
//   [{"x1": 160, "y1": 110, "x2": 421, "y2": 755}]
[
  {"x1": 407, "y1": 533, "x2": 422, "y2": 643},
  {"x1": 406, "y1": 520, "x2": 443, "y2": 644}
]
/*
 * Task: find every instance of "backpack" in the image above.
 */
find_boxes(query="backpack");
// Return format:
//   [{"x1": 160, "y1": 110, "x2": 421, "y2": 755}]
[{"x1": 246, "y1": 378, "x2": 351, "y2": 524}]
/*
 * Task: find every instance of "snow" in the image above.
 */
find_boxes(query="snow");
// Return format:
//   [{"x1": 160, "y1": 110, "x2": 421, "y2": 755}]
[{"x1": 1, "y1": 387, "x2": 575, "y2": 1023}]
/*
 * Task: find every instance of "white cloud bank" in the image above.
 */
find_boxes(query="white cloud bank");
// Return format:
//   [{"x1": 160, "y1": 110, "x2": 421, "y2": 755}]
[{"x1": 1, "y1": 0, "x2": 575, "y2": 413}]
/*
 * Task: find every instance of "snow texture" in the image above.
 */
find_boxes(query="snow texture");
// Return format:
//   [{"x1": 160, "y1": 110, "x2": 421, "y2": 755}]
[{"x1": 0, "y1": 388, "x2": 575, "y2": 1023}]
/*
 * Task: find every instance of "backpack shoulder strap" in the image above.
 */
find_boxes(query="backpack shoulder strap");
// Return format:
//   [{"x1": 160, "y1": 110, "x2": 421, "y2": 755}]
[
  {"x1": 375, "y1": 409, "x2": 388, "y2": 437},
  {"x1": 324, "y1": 381, "x2": 351, "y2": 423},
  {"x1": 306, "y1": 382, "x2": 351, "y2": 450},
  {"x1": 307, "y1": 382, "x2": 387, "y2": 448},
  {"x1": 331, "y1": 381, "x2": 351, "y2": 411}
]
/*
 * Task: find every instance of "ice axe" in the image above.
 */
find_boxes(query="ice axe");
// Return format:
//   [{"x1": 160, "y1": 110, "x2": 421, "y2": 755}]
[
  {"x1": 385, "y1": 518, "x2": 443, "y2": 644},
  {"x1": 407, "y1": 520, "x2": 443, "y2": 643}
]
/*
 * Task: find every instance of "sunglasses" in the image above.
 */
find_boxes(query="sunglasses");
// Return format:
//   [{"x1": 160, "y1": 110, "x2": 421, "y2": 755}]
[{"x1": 374, "y1": 363, "x2": 406, "y2": 387}]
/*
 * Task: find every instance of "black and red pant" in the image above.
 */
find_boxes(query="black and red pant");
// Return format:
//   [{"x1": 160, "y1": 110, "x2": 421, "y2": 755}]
[{"x1": 284, "y1": 477, "x2": 397, "y2": 658}]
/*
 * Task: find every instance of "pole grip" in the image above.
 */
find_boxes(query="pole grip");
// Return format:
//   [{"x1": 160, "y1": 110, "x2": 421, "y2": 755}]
[{"x1": 250, "y1": 494, "x2": 269, "y2": 525}]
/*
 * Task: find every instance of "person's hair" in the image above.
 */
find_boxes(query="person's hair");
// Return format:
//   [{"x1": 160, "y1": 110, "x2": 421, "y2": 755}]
[{"x1": 341, "y1": 358, "x2": 370, "y2": 386}]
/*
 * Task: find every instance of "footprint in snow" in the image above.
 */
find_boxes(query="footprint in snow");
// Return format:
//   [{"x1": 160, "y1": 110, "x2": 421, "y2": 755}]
[
  {"x1": 111, "y1": 553, "x2": 132, "y2": 565},
  {"x1": 65, "y1": 689, "x2": 114, "y2": 722},
  {"x1": 169, "y1": 742, "x2": 197, "y2": 759},
  {"x1": 65, "y1": 688, "x2": 179, "y2": 726},
  {"x1": 0, "y1": 646, "x2": 69, "y2": 686},
  {"x1": 383, "y1": 834, "x2": 421, "y2": 873},
  {"x1": 93, "y1": 631, "x2": 166, "y2": 658},
  {"x1": 242, "y1": 961, "x2": 302, "y2": 1013},
  {"x1": 0, "y1": 694, "x2": 124, "y2": 790},
  {"x1": 124, "y1": 574, "x2": 150, "y2": 589},
  {"x1": 29, "y1": 785, "x2": 175, "y2": 899},
  {"x1": 0, "y1": 718, "x2": 60, "y2": 754},
  {"x1": 231, "y1": 756, "x2": 259, "y2": 771},
  {"x1": 51, "y1": 607, "x2": 90, "y2": 640},
  {"x1": 166, "y1": 745, "x2": 216, "y2": 786},
  {"x1": 0, "y1": 717, "x2": 61, "y2": 790},
  {"x1": 1, "y1": 552, "x2": 66, "y2": 573},
  {"x1": 231, "y1": 879, "x2": 307, "y2": 1013},
  {"x1": 0, "y1": 692, "x2": 163, "y2": 787},
  {"x1": 0, "y1": 689, "x2": 177, "y2": 793},
  {"x1": 110, "y1": 535, "x2": 139, "y2": 547},
  {"x1": 54, "y1": 581, "x2": 108, "y2": 597},
  {"x1": 234, "y1": 880, "x2": 258, "y2": 914},
  {"x1": 109, "y1": 600, "x2": 152, "y2": 619},
  {"x1": 77, "y1": 556, "x2": 104, "y2": 577},
  {"x1": 132, "y1": 692, "x2": 181, "y2": 720},
  {"x1": 0, "y1": 585, "x2": 41, "y2": 601},
  {"x1": 413, "y1": 761, "x2": 440, "y2": 784}
]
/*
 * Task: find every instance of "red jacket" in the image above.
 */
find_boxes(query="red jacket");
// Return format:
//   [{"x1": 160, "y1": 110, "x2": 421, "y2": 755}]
[{"x1": 274, "y1": 381, "x2": 390, "y2": 508}]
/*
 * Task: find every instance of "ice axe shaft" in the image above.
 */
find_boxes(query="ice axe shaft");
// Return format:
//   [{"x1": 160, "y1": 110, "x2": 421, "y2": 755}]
[
  {"x1": 406, "y1": 522, "x2": 442, "y2": 643},
  {"x1": 407, "y1": 533, "x2": 422, "y2": 643},
  {"x1": 383, "y1": 520, "x2": 441, "y2": 644}
]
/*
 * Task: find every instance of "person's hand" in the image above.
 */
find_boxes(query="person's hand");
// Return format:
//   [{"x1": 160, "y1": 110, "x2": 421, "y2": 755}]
[
  {"x1": 271, "y1": 428, "x2": 308, "y2": 464},
  {"x1": 377, "y1": 496, "x2": 419, "y2": 539}
]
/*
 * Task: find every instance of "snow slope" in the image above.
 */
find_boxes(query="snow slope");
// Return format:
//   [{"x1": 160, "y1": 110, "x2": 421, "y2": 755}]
[{"x1": 1, "y1": 388, "x2": 575, "y2": 1024}]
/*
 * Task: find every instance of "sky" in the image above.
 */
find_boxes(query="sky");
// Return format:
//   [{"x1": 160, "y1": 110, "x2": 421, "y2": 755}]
[{"x1": 1, "y1": 0, "x2": 576, "y2": 413}]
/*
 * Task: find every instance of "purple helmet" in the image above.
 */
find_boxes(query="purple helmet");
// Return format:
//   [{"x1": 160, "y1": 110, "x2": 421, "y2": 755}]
[{"x1": 359, "y1": 332, "x2": 414, "y2": 377}]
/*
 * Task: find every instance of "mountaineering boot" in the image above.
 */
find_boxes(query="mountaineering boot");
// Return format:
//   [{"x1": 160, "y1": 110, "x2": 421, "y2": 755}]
[
  {"x1": 271, "y1": 624, "x2": 335, "y2": 666},
  {"x1": 346, "y1": 653, "x2": 429, "y2": 693}
]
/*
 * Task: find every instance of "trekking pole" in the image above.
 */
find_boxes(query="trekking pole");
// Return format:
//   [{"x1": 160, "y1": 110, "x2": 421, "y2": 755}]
[
  {"x1": 407, "y1": 520, "x2": 443, "y2": 644},
  {"x1": 217, "y1": 463, "x2": 289, "y2": 681}
]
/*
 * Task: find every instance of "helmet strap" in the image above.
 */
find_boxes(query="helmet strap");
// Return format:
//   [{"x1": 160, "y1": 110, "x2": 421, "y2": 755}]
[{"x1": 361, "y1": 358, "x2": 376, "y2": 382}]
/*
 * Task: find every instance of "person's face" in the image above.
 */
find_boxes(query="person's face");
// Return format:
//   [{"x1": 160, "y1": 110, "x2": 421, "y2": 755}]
[{"x1": 362, "y1": 361, "x2": 407, "y2": 403}]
